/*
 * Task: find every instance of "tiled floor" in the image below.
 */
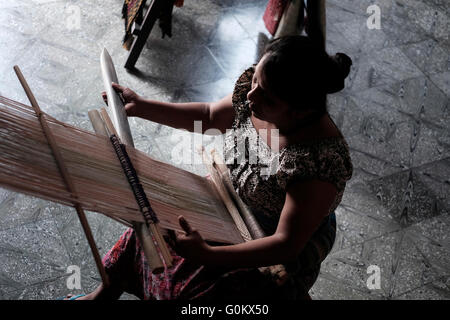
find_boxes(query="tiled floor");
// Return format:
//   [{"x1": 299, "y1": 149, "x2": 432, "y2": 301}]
[{"x1": 0, "y1": 0, "x2": 448, "y2": 300}]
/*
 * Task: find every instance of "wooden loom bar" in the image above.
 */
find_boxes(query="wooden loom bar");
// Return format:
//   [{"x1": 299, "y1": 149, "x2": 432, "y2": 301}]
[
  {"x1": 210, "y1": 149, "x2": 266, "y2": 240},
  {"x1": 88, "y1": 108, "x2": 109, "y2": 137},
  {"x1": 200, "y1": 147, "x2": 250, "y2": 242},
  {"x1": 87, "y1": 111, "x2": 135, "y2": 229},
  {"x1": 101, "y1": 45, "x2": 173, "y2": 272},
  {"x1": 94, "y1": 109, "x2": 164, "y2": 272},
  {"x1": 95, "y1": 108, "x2": 173, "y2": 270},
  {"x1": 12, "y1": 66, "x2": 110, "y2": 287},
  {"x1": 202, "y1": 148, "x2": 288, "y2": 285},
  {"x1": 100, "y1": 108, "x2": 173, "y2": 266}
]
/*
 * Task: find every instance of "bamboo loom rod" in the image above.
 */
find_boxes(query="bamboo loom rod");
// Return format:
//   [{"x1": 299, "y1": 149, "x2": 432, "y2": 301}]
[
  {"x1": 97, "y1": 109, "x2": 167, "y2": 271},
  {"x1": 13, "y1": 65, "x2": 110, "y2": 288},
  {"x1": 200, "y1": 147, "x2": 251, "y2": 242},
  {"x1": 88, "y1": 108, "x2": 109, "y2": 137},
  {"x1": 210, "y1": 149, "x2": 266, "y2": 240},
  {"x1": 98, "y1": 108, "x2": 173, "y2": 266},
  {"x1": 87, "y1": 109, "x2": 138, "y2": 235},
  {"x1": 201, "y1": 148, "x2": 288, "y2": 285},
  {"x1": 89, "y1": 109, "x2": 135, "y2": 231},
  {"x1": 100, "y1": 48, "x2": 172, "y2": 272},
  {"x1": 96, "y1": 108, "x2": 173, "y2": 271}
]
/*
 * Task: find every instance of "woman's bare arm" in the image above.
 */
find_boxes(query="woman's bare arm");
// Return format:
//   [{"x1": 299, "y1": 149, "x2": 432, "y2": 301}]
[
  {"x1": 137, "y1": 94, "x2": 235, "y2": 134},
  {"x1": 107, "y1": 83, "x2": 235, "y2": 134},
  {"x1": 174, "y1": 179, "x2": 338, "y2": 268}
]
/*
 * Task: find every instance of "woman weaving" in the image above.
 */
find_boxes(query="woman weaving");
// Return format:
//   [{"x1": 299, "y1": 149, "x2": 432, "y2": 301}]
[{"x1": 65, "y1": 35, "x2": 353, "y2": 300}]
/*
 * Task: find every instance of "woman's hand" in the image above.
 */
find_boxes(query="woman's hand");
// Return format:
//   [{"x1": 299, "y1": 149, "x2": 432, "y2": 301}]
[
  {"x1": 167, "y1": 216, "x2": 211, "y2": 264},
  {"x1": 101, "y1": 83, "x2": 143, "y2": 117}
]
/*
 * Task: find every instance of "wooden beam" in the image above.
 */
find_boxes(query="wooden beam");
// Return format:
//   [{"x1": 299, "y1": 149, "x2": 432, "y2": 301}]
[{"x1": 13, "y1": 66, "x2": 110, "y2": 288}]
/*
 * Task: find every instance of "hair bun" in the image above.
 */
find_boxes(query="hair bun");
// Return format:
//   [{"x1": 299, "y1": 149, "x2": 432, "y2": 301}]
[{"x1": 325, "y1": 53, "x2": 352, "y2": 94}]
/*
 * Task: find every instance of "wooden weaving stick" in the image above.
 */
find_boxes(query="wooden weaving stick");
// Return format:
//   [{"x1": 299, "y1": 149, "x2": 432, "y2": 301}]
[
  {"x1": 92, "y1": 108, "x2": 173, "y2": 270},
  {"x1": 199, "y1": 147, "x2": 251, "y2": 242},
  {"x1": 13, "y1": 66, "x2": 110, "y2": 288},
  {"x1": 101, "y1": 48, "x2": 171, "y2": 272},
  {"x1": 210, "y1": 149, "x2": 266, "y2": 239},
  {"x1": 201, "y1": 148, "x2": 289, "y2": 286}
]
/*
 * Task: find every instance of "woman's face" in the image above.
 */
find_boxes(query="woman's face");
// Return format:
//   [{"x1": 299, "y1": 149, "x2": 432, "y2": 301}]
[{"x1": 247, "y1": 55, "x2": 292, "y2": 123}]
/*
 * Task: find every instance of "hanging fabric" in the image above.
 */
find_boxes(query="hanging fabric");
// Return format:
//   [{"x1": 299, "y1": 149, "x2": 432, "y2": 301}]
[{"x1": 122, "y1": 0, "x2": 185, "y2": 50}]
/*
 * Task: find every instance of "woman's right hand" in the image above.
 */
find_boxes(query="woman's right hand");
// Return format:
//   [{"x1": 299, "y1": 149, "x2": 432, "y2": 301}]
[{"x1": 101, "y1": 83, "x2": 142, "y2": 117}]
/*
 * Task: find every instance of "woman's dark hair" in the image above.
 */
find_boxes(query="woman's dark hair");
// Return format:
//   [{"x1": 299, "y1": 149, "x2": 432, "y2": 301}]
[{"x1": 261, "y1": 35, "x2": 352, "y2": 113}]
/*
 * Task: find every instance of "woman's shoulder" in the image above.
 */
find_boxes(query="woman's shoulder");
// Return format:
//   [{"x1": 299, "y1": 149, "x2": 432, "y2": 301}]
[
  {"x1": 276, "y1": 137, "x2": 353, "y2": 191},
  {"x1": 231, "y1": 66, "x2": 255, "y2": 124}
]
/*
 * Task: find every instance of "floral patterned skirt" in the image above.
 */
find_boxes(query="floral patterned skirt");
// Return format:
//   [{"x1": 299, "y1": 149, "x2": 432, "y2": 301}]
[{"x1": 102, "y1": 213, "x2": 336, "y2": 300}]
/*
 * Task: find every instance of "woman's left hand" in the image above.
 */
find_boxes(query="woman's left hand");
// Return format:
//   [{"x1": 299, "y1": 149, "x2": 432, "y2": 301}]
[{"x1": 168, "y1": 216, "x2": 211, "y2": 264}]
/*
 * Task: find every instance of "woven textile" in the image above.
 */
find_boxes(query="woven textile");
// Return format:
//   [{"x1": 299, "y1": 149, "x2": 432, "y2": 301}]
[{"x1": 122, "y1": 0, "x2": 145, "y2": 49}]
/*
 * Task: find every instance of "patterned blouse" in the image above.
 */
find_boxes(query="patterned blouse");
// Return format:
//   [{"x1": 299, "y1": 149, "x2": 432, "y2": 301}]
[{"x1": 223, "y1": 66, "x2": 353, "y2": 236}]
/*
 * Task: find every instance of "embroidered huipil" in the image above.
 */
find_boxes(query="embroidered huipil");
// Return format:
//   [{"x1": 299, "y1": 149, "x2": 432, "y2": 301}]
[{"x1": 223, "y1": 66, "x2": 353, "y2": 283}]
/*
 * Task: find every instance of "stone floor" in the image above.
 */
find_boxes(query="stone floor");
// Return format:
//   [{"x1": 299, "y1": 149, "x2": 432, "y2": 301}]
[{"x1": 0, "y1": 0, "x2": 448, "y2": 300}]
